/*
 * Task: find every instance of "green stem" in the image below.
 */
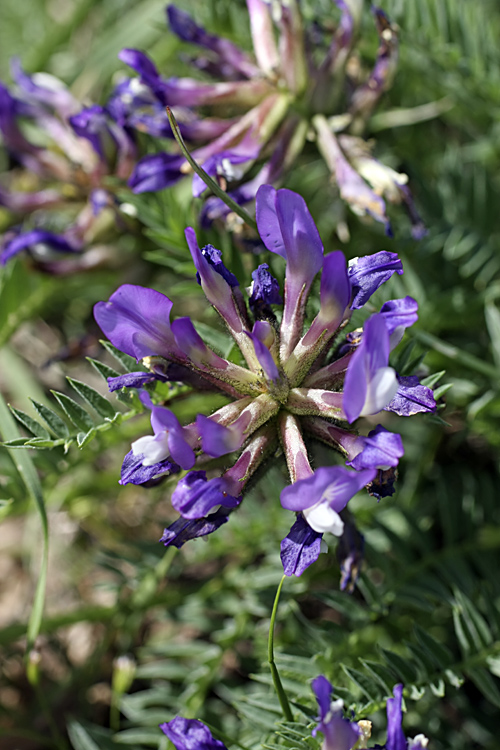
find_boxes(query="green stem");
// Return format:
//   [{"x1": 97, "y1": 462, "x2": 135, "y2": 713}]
[
  {"x1": 268, "y1": 575, "x2": 293, "y2": 721},
  {"x1": 166, "y1": 107, "x2": 258, "y2": 232}
]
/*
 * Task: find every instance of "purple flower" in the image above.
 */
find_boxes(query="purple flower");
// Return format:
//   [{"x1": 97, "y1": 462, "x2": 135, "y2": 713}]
[
  {"x1": 343, "y1": 314, "x2": 399, "y2": 423},
  {"x1": 249, "y1": 263, "x2": 282, "y2": 317},
  {"x1": 281, "y1": 514, "x2": 323, "y2": 577},
  {"x1": 311, "y1": 679, "x2": 429, "y2": 750},
  {"x1": 95, "y1": 186, "x2": 428, "y2": 574},
  {"x1": 380, "y1": 296, "x2": 419, "y2": 350},
  {"x1": 129, "y1": 391, "x2": 195, "y2": 470},
  {"x1": 384, "y1": 376, "x2": 437, "y2": 416},
  {"x1": 128, "y1": 152, "x2": 186, "y2": 193},
  {"x1": 160, "y1": 717, "x2": 227, "y2": 750},
  {"x1": 281, "y1": 466, "x2": 376, "y2": 535},
  {"x1": 312, "y1": 675, "x2": 361, "y2": 750},
  {"x1": 120, "y1": 450, "x2": 179, "y2": 486},
  {"x1": 346, "y1": 425, "x2": 404, "y2": 471},
  {"x1": 1, "y1": 229, "x2": 80, "y2": 265},
  {"x1": 348, "y1": 251, "x2": 404, "y2": 310},
  {"x1": 196, "y1": 244, "x2": 239, "y2": 287},
  {"x1": 160, "y1": 508, "x2": 231, "y2": 548},
  {"x1": 112, "y1": 3, "x2": 421, "y2": 235},
  {"x1": 171, "y1": 470, "x2": 241, "y2": 519}
]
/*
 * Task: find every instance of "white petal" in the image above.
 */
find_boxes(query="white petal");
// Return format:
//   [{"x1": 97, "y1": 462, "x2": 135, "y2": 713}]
[
  {"x1": 361, "y1": 366, "x2": 398, "y2": 416},
  {"x1": 131, "y1": 432, "x2": 170, "y2": 466},
  {"x1": 304, "y1": 503, "x2": 345, "y2": 536}
]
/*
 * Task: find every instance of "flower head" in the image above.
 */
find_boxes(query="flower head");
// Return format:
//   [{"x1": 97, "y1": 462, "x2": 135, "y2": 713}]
[
  {"x1": 0, "y1": 60, "x2": 136, "y2": 272},
  {"x1": 116, "y1": 2, "x2": 424, "y2": 237},
  {"x1": 95, "y1": 187, "x2": 432, "y2": 578}
]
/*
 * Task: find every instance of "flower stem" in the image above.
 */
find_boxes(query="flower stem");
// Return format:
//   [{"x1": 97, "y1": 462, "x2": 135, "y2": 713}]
[
  {"x1": 268, "y1": 575, "x2": 293, "y2": 721},
  {"x1": 166, "y1": 107, "x2": 258, "y2": 232}
]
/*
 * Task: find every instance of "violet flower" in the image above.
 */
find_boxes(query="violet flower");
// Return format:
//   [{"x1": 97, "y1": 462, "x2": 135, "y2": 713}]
[
  {"x1": 160, "y1": 717, "x2": 227, "y2": 750},
  {"x1": 95, "y1": 186, "x2": 433, "y2": 575},
  {"x1": 312, "y1": 678, "x2": 429, "y2": 750},
  {"x1": 114, "y1": 2, "x2": 424, "y2": 237},
  {"x1": 0, "y1": 61, "x2": 136, "y2": 272}
]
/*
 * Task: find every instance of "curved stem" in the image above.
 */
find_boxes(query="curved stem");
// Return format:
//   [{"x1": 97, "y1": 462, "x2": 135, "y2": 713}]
[
  {"x1": 166, "y1": 107, "x2": 258, "y2": 232},
  {"x1": 268, "y1": 575, "x2": 293, "y2": 721}
]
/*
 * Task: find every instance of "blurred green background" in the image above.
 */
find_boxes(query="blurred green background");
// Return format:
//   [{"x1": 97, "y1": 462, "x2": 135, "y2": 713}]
[{"x1": 1, "y1": 1, "x2": 500, "y2": 749}]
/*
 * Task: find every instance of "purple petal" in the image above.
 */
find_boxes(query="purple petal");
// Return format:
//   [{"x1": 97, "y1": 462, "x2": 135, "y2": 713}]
[
  {"x1": 386, "y1": 684, "x2": 406, "y2": 750},
  {"x1": 69, "y1": 105, "x2": 112, "y2": 159},
  {"x1": 1, "y1": 229, "x2": 79, "y2": 265},
  {"x1": 247, "y1": 323, "x2": 279, "y2": 382},
  {"x1": 280, "y1": 466, "x2": 375, "y2": 513},
  {"x1": 196, "y1": 415, "x2": 242, "y2": 458},
  {"x1": 160, "y1": 508, "x2": 230, "y2": 548},
  {"x1": 249, "y1": 263, "x2": 282, "y2": 317},
  {"x1": 256, "y1": 186, "x2": 324, "y2": 282},
  {"x1": 348, "y1": 251, "x2": 403, "y2": 310},
  {"x1": 120, "y1": 449, "x2": 179, "y2": 485},
  {"x1": 185, "y1": 228, "x2": 243, "y2": 334},
  {"x1": 197, "y1": 244, "x2": 239, "y2": 287},
  {"x1": 380, "y1": 296, "x2": 418, "y2": 346},
  {"x1": 107, "y1": 372, "x2": 159, "y2": 391},
  {"x1": 10, "y1": 58, "x2": 77, "y2": 117},
  {"x1": 147, "y1": 405, "x2": 195, "y2": 469},
  {"x1": 128, "y1": 152, "x2": 185, "y2": 193},
  {"x1": 171, "y1": 470, "x2": 241, "y2": 519},
  {"x1": 118, "y1": 48, "x2": 168, "y2": 104},
  {"x1": 346, "y1": 425, "x2": 404, "y2": 471},
  {"x1": 160, "y1": 717, "x2": 228, "y2": 750},
  {"x1": 312, "y1": 675, "x2": 333, "y2": 724},
  {"x1": 280, "y1": 514, "x2": 323, "y2": 576},
  {"x1": 94, "y1": 284, "x2": 177, "y2": 361},
  {"x1": 384, "y1": 375, "x2": 437, "y2": 416},
  {"x1": 343, "y1": 314, "x2": 397, "y2": 423},
  {"x1": 167, "y1": 6, "x2": 259, "y2": 79}
]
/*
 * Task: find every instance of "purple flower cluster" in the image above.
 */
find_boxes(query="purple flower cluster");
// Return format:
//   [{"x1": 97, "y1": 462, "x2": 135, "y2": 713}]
[
  {"x1": 159, "y1": 679, "x2": 429, "y2": 750},
  {"x1": 312, "y1": 677, "x2": 429, "y2": 750},
  {"x1": 95, "y1": 186, "x2": 435, "y2": 577},
  {"x1": 0, "y1": 60, "x2": 136, "y2": 272},
  {"x1": 113, "y1": 3, "x2": 425, "y2": 237}
]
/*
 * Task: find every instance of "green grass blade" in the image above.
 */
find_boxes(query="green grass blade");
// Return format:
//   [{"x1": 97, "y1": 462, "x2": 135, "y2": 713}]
[{"x1": 0, "y1": 391, "x2": 49, "y2": 661}]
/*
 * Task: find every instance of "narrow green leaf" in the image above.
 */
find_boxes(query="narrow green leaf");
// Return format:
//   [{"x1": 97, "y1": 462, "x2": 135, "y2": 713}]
[
  {"x1": 26, "y1": 438, "x2": 65, "y2": 449},
  {"x1": 433, "y1": 383, "x2": 453, "y2": 399},
  {"x1": 76, "y1": 429, "x2": 97, "y2": 448},
  {"x1": 359, "y1": 659, "x2": 397, "y2": 694},
  {"x1": 8, "y1": 406, "x2": 50, "y2": 439},
  {"x1": 29, "y1": 399, "x2": 69, "y2": 437},
  {"x1": 99, "y1": 340, "x2": 138, "y2": 372},
  {"x1": 50, "y1": 391, "x2": 94, "y2": 432},
  {"x1": 86, "y1": 357, "x2": 121, "y2": 382},
  {"x1": 67, "y1": 720, "x2": 101, "y2": 750},
  {"x1": 414, "y1": 624, "x2": 453, "y2": 668},
  {"x1": 2, "y1": 438, "x2": 31, "y2": 447},
  {"x1": 421, "y1": 370, "x2": 446, "y2": 389},
  {"x1": 0, "y1": 392, "x2": 48, "y2": 657},
  {"x1": 67, "y1": 377, "x2": 116, "y2": 419},
  {"x1": 380, "y1": 649, "x2": 418, "y2": 684},
  {"x1": 342, "y1": 665, "x2": 382, "y2": 701}
]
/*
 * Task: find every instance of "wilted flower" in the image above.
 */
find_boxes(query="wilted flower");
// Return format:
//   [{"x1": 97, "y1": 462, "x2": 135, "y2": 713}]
[
  {"x1": 0, "y1": 59, "x2": 136, "y2": 271},
  {"x1": 95, "y1": 186, "x2": 435, "y2": 577},
  {"x1": 312, "y1": 677, "x2": 429, "y2": 750},
  {"x1": 116, "y1": 2, "x2": 425, "y2": 237}
]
